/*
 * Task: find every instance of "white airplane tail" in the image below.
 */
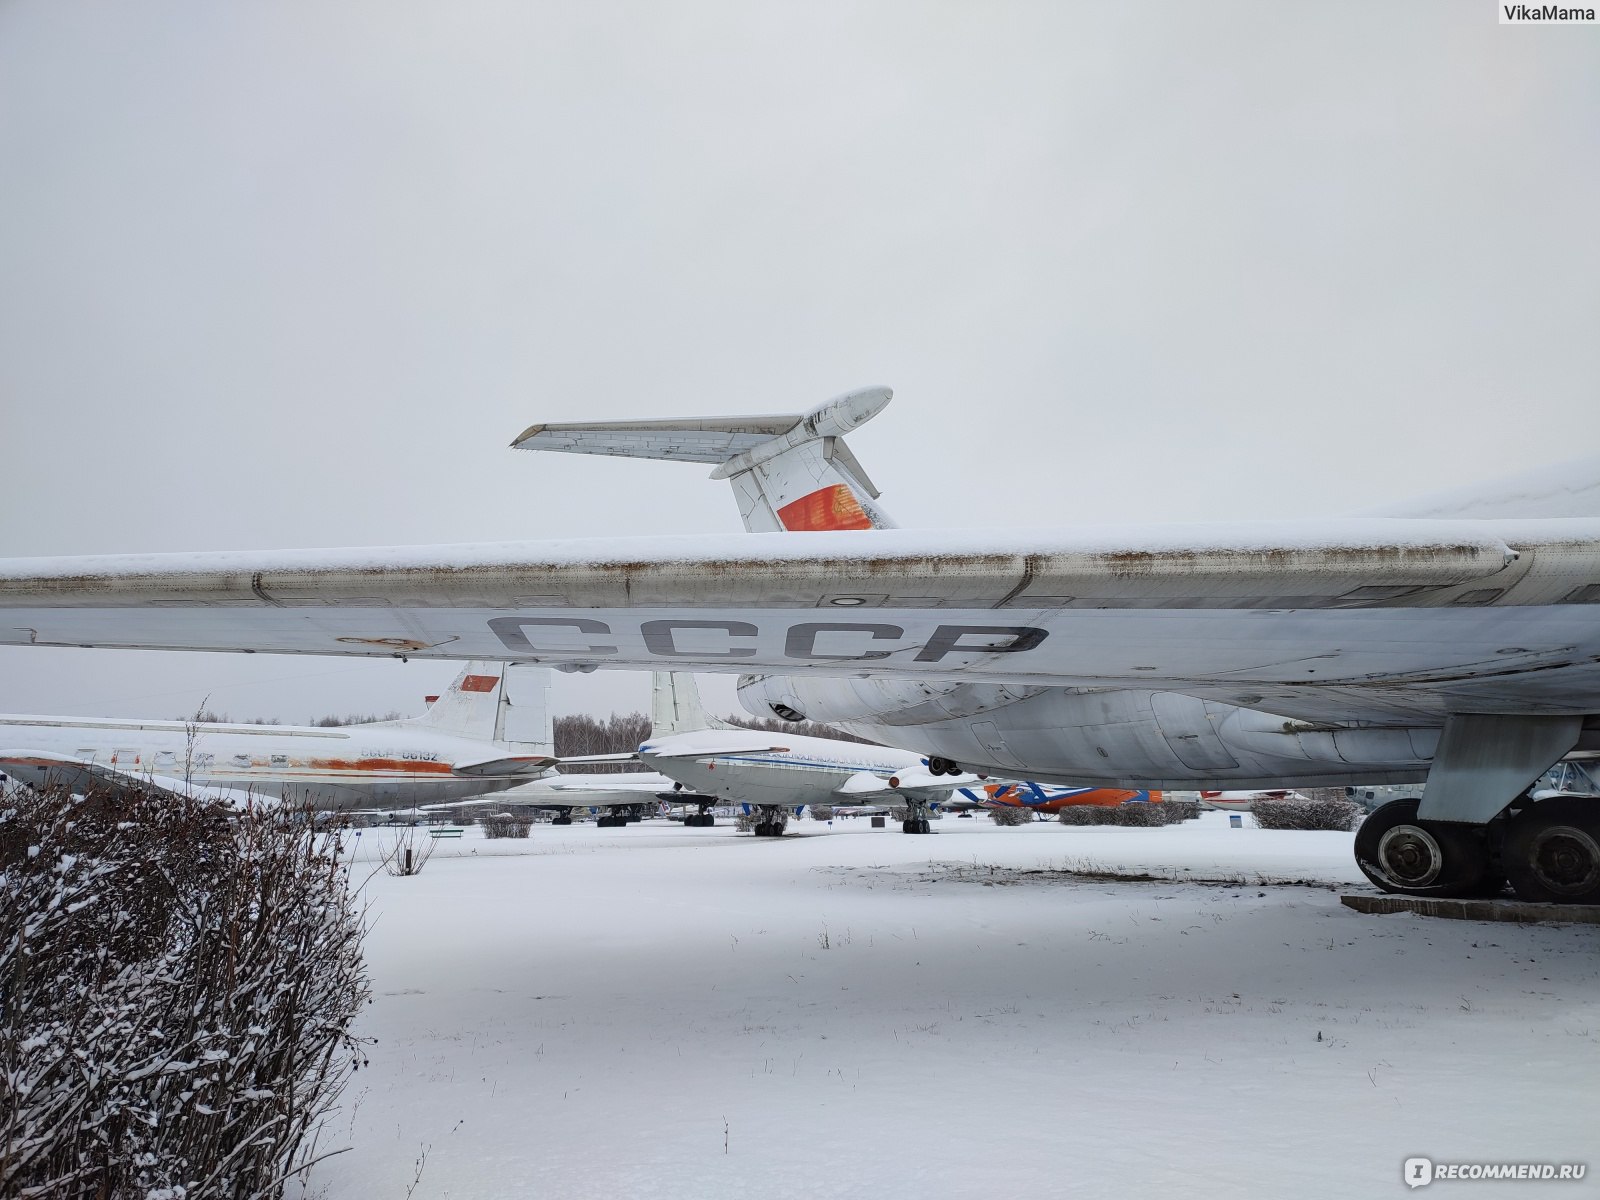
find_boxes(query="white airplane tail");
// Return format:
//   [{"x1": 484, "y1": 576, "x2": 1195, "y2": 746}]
[
  {"x1": 512, "y1": 387, "x2": 899, "y2": 532},
  {"x1": 399, "y1": 661, "x2": 554, "y2": 754},
  {"x1": 651, "y1": 672, "x2": 736, "y2": 735}
]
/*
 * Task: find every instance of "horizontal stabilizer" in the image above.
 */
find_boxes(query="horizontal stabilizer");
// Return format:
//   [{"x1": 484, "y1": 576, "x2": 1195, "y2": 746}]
[
  {"x1": 449, "y1": 752, "x2": 559, "y2": 777},
  {"x1": 513, "y1": 388, "x2": 896, "y2": 532},
  {"x1": 512, "y1": 415, "x2": 803, "y2": 464}
]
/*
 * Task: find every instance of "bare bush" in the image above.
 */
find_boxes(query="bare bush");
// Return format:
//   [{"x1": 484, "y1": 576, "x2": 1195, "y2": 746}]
[
  {"x1": 481, "y1": 815, "x2": 534, "y2": 839},
  {"x1": 1251, "y1": 796, "x2": 1362, "y2": 831},
  {"x1": 988, "y1": 806, "x2": 1035, "y2": 826},
  {"x1": 377, "y1": 824, "x2": 439, "y2": 876},
  {"x1": 0, "y1": 785, "x2": 369, "y2": 1198},
  {"x1": 1056, "y1": 803, "x2": 1169, "y2": 827},
  {"x1": 1160, "y1": 800, "x2": 1201, "y2": 823},
  {"x1": 808, "y1": 804, "x2": 834, "y2": 822}
]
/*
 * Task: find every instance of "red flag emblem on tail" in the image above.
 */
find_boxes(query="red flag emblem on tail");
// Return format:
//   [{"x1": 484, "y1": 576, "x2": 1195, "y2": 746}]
[{"x1": 460, "y1": 675, "x2": 499, "y2": 693}]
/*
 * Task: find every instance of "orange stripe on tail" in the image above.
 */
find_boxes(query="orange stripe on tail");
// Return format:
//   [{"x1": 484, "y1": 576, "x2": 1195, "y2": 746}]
[{"x1": 777, "y1": 485, "x2": 873, "y2": 531}]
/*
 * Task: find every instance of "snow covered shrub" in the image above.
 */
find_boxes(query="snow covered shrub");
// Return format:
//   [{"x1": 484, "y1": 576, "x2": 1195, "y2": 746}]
[
  {"x1": 1055, "y1": 804, "x2": 1167, "y2": 827},
  {"x1": 0, "y1": 785, "x2": 369, "y2": 1199},
  {"x1": 1251, "y1": 797, "x2": 1362, "y2": 831},
  {"x1": 808, "y1": 804, "x2": 834, "y2": 822},
  {"x1": 480, "y1": 815, "x2": 534, "y2": 839},
  {"x1": 1159, "y1": 800, "x2": 1201, "y2": 823},
  {"x1": 988, "y1": 806, "x2": 1035, "y2": 826}
]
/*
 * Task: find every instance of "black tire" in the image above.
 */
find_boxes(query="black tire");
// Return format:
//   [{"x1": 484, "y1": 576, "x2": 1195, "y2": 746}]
[
  {"x1": 1503, "y1": 797, "x2": 1600, "y2": 904},
  {"x1": 552, "y1": 816, "x2": 572, "y2": 826},
  {"x1": 1354, "y1": 798, "x2": 1490, "y2": 896}
]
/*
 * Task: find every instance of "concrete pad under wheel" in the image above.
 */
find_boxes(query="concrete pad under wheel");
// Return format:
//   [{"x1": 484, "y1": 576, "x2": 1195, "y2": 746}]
[{"x1": 1341, "y1": 894, "x2": 1600, "y2": 924}]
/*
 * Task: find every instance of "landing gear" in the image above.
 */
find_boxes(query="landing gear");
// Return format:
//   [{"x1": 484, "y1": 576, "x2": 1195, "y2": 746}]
[
  {"x1": 927, "y1": 757, "x2": 960, "y2": 777},
  {"x1": 1502, "y1": 798, "x2": 1600, "y2": 904},
  {"x1": 900, "y1": 798, "x2": 934, "y2": 835},
  {"x1": 684, "y1": 802, "x2": 716, "y2": 828},
  {"x1": 749, "y1": 805, "x2": 788, "y2": 837},
  {"x1": 551, "y1": 814, "x2": 573, "y2": 826},
  {"x1": 1354, "y1": 799, "x2": 1491, "y2": 896},
  {"x1": 1357, "y1": 794, "x2": 1600, "y2": 904}
]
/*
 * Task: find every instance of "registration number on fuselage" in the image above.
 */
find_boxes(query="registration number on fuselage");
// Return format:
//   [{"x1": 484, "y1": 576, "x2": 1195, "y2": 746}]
[{"x1": 487, "y1": 618, "x2": 1048, "y2": 663}]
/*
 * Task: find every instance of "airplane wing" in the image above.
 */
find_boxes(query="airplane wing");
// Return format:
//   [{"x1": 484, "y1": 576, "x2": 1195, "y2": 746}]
[
  {"x1": 0, "y1": 520, "x2": 1594, "y2": 725},
  {"x1": 0, "y1": 750, "x2": 261, "y2": 808},
  {"x1": 448, "y1": 752, "x2": 560, "y2": 777},
  {"x1": 831, "y1": 769, "x2": 958, "y2": 800},
  {"x1": 642, "y1": 742, "x2": 791, "y2": 760}
]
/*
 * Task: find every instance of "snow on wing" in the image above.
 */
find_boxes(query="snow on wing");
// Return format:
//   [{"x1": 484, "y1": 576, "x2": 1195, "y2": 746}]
[{"x1": 0, "y1": 521, "x2": 1597, "y2": 718}]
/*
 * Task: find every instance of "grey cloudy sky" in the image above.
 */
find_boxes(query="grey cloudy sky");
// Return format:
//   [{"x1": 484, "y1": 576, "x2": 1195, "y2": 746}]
[{"x1": 0, "y1": 2, "x2": 1595, "y2": 724}]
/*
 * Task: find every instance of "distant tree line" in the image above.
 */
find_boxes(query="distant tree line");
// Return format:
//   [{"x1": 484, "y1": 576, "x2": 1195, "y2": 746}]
[
  {"x1": 183, "y1": 710, "x2": 403, "y2": 726},
  {"x1": 554, "y1": 712, "x2": 653, "y2": 771}
]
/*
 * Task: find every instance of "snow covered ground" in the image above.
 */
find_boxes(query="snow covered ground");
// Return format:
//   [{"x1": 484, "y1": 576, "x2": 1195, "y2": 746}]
[{"x1": 311, "y1": 813, "x2": 1599, "y2": 1200}]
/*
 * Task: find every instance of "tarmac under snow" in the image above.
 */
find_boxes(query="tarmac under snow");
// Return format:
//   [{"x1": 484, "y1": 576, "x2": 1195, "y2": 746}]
[{"x1": 311, "y1": 813, "x2": 1599, "y2": 1200}]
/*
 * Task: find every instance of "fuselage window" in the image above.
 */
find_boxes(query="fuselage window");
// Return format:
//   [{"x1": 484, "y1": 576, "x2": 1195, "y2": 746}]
[
  {"x1": 232, "y1": 754, "x2": 252, "y2": 769},
  {"x1": 270, "y1": 754, "x2": 289, "y2": 768}
]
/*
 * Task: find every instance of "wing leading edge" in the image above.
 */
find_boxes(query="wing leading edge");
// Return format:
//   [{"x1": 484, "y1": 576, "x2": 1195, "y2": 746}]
[{"x1": 0, "y1": 520, "x2": 1595, "y2": 723}]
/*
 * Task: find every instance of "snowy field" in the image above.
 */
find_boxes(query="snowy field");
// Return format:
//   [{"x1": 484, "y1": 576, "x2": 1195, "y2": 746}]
[{"x1": 311, "y1": 813, "x2": 1599, "y2": 1200}]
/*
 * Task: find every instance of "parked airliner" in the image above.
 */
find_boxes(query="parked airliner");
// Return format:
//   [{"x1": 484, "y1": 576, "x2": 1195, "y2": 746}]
[{"x1": 0, "y1": 662, "x2": 557, "y2": 810}]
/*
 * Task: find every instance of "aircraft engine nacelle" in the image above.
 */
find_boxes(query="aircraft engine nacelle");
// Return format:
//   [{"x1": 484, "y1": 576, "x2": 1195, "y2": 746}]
[{"x1": 736, "y1": 672, "x2": 1049, "y2": 729}]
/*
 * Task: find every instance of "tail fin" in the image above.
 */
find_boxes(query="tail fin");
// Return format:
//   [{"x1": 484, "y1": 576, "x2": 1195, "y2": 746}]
[
  {"x1": 404, "y1": 661, "x2": 507, "y2": 740},
  {"x1": 511, "y1": 387, "x2": 898, "y2": 532},
  {"x1": 496, "y1": 664, "x2": 554, "y2": 755},
  {"x1": 650, "y1": 672, "x2": 736, "y2": 735}
]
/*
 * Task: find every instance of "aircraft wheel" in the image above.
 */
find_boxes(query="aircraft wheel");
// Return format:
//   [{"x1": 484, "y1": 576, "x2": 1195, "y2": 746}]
[
  {"x1": 928, "y1": 757, "x2": 958, "y2": 776},
  {"x1": 1503, "y1": 798, "x2": 1600, "y2": 904},
  {"x1": 552, "y1": 816, "x2": 572, "y2": 826},
  {"x1": 1354, "y1": 798, "x2": 1490, "y2": 897}
]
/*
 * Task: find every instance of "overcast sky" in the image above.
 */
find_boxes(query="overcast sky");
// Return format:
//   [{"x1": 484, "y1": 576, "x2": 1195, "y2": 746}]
[{"x1": 0, "y1": 2, "x2": 1595, "y2": 724}]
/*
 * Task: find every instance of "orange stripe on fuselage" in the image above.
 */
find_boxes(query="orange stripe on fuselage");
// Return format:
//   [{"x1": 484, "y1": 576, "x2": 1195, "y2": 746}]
[{"x1": 777, "y1": 485, "x2": 873, "y2": 531}]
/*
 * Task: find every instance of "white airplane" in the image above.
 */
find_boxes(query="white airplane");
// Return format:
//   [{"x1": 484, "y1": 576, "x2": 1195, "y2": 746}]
[
  {"x1": 0, "y1": 662, "x2": 559, "y2": 810},
  {"x1": 439, "y1": 769, "x2": 694, "y2": 828},
  {"x1": 2, "y1": 388, "x2": 1598, "y2": 905},
  {"x1": 600, "y1": 673, "x2": 980, "y2": 834},
  {"x1": 1198, "y1": 789, "x2": 1309, "y2": 813}
]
